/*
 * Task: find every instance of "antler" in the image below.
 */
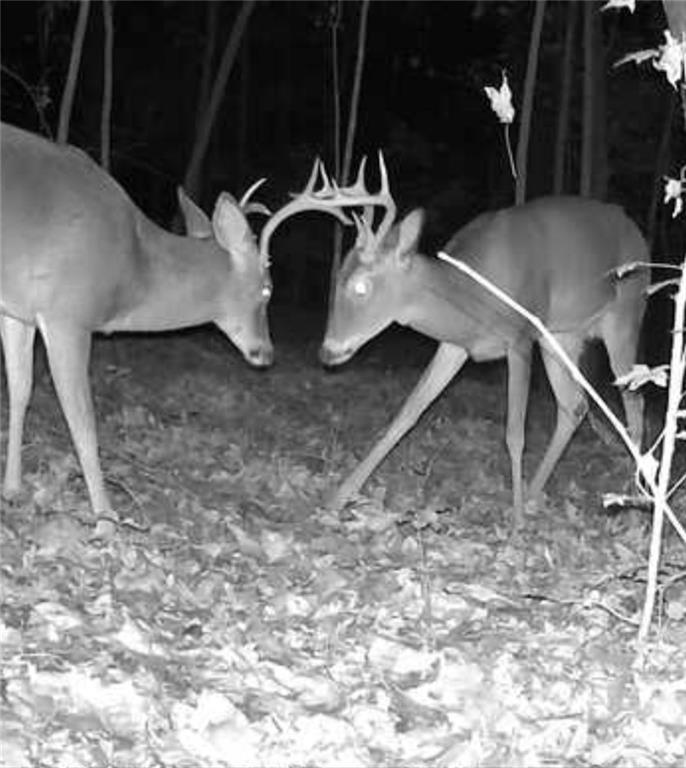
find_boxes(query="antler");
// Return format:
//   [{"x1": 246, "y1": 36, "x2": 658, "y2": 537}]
[
  {"x1": 258, "y1": 160, "x2": 350, "y2": 264},
  {"x1": 314, "y1": 151, "x2": 397, "y2": 264},
  {"x1": 239, "y1": 178, "x2": 272, "y2": 217},
  {"x1": 352, "y1": 152, "x2": 397, "y2": 261},
  {"x1": 259, "y1": 152, "x2": 397, "y2": 265}
]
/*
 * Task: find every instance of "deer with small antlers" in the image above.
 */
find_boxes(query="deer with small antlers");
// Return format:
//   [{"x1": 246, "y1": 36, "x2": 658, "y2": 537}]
[
  {"x1": 1, "y1": 122, "x2": 275, "y2": 519},
  {"x1": 261, "y1": 153, "x2": 648, "y2": 519}
]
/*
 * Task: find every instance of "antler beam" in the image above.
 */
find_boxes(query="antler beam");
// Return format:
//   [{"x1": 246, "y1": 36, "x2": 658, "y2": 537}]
[{"x1": 259, "y1": 152, "x2": 397, "y2": 264}]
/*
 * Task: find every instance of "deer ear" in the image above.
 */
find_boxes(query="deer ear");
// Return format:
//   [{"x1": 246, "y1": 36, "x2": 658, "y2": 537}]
[
  {"x1": 177, "y1": 187, "x2": 212, "y2": 238},
  {"x1": 212, "y1": 192, "x2": 251, "y2": 254},
  {"x1": 395, "y1": 208, "x2": 424, "y2": 268}
]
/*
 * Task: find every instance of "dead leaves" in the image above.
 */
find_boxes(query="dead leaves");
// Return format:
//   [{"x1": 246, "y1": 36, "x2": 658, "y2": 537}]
[{"x1": 1, "y1": 335, "x2": 685, "y2": 766}]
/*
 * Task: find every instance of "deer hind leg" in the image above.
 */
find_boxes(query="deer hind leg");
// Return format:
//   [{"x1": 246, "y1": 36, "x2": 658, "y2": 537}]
[
  {"x1": 0, "y1": 315, "x2": 37, "y2": 498},
  {"x1": 505, "y1": 342, "x2": 533, "y2": 517},
  {"x1": 527, "y1": 333, "x2": 587, "y2": 502},
  {"x1": 600, "y1": 286, "x2": 645, "y2": 449},
  {"x1": 330, "y1": 342, "x2": 469, "y2": 509},
  {"x1": 36, "y1": 318, "x2": 112, "y2": 515}
]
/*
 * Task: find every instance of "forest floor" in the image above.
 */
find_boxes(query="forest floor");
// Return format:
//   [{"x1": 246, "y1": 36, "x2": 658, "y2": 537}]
[{"x1": 1, "y1": 307, "x2": 685, "y2": 768}]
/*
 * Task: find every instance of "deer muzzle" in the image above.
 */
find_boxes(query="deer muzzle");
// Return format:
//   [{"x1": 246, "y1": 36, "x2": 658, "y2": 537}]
[
  {"x1": 245, "y1": 342, "x2": 274, "y2": 368},
  {"x1": 319, "y1": 340, "x2": 355, "y2": 367}
]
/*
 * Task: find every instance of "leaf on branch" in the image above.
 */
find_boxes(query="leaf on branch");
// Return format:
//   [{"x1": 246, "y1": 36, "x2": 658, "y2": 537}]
[
  {"x1": 484, "y1": 71, "x2": 515, "y2": 124},
  {"x1": 614, "y1": 48, "x2": 659, "y2": 68},
  {"x1": 614, "y1": 30, "x2": 686, "y2": 90},
  {"x1": 663, "y1": 175, "x2": 685, "y2": 218},
  {"x1": 637, "y1": 452, "x2": 659, "y2": 487},
  {"x1": 653, "y1": 30, "x2": 686, "y2": 90},
  {"x1": 602, "y1": 492, "x2": 651, "y2": 510},
  {"x1": 615, "y1": 364, "x2": 668, "y2": 390}
]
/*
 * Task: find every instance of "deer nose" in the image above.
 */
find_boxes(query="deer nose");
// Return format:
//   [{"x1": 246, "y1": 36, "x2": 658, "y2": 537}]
[
  {"x1": 319, "y1": 343, "x2": 352, "y2": 367},
  {"x1": 247, "y1": 344, "x2": 274, "y2": 368}
]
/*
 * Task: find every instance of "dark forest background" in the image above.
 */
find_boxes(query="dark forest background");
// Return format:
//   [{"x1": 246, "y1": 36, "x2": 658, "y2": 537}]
[{"x1": 1, "y1": 1, "x2": 683, "y2": 309}]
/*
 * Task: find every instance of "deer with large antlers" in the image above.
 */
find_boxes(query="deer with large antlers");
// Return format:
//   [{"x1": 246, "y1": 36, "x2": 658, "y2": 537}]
[
  {"x1": 0, "y1": 123, "x2": 274, "y2": 519},
  {"x1": 261, "y1": 153, "x2": 648, "y2": 519}
]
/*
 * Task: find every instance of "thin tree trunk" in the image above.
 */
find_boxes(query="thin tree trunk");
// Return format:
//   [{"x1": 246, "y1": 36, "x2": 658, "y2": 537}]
[
  {"x1": 340, "y1": 0, "x2": 370, "y2": 188},
  {"x1": 581, "y1": 2, "x2": 612, "y2": 437},
  {"x1": 328, "y1": 0, "x2": 370, "y2": 308},
  {"x1": 580, "y1": 0, "x2": 594, "y2": 196},
  {"x1": 237, "y1": 22, "x2": 250, "y2": 184},
  {"x1": 330, "y1": 0, "x2": 342, "y2": 181},
  {"x1": 326, "y1": 1, "x2": 343, "y2": 312},
  {"x1": 183, "y1": 0, "x2": 256, "y2": 201},
  {"x1": 101, "y1": 0, "x2": 113, "y2": 172},
  {"x1": 57, "y1": 0, "x2": 91, "y2": 143},
  {"x1": 196, "y1": 1, "x2": 219, "y2": 134},
  {"x1": 591, "y1": 4, "x2": 607, "y2": 199},
  {"x1": 515, "y1": 0, "x2": 546, "y2": 204},
  {"x1": 553, "y1": 0, "x2": 577, "y2": 195}
]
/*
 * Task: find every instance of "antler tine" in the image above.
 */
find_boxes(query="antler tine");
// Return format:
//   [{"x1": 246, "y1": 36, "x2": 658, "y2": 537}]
[
  {"x1": 350, "y1": 210, "x2": 364, "y2": 241},
  {"x1": 239, "y1": 177, "x2": 267, "y2": 210},
  {"x1": 243, "y1": 200, "x2": 272, "y2": 217},
  {"x1": 350, "y1": 209, "x2": 375, "y2": 257},
  {"x1": 303, "y1": 157, "x2": 323, "y2": 195},
  {"x1": 341, "y1": 156, "x2": 369, "y2": 197},
  {"x1": 316, "y1": 161, "x2": 337, "y2": 198},
  {"x1": 362, "y1": 205, "x2": 375, "y2": 228},
  {"x1": 358, "y1": 208, "x2": 378, "y2": 264},
  {"x1": 348, "y1": 155, "x2": 374, "y2": 229},
  {"x1": 371, "y1": 150, "x2": 396, "y2": 246}
]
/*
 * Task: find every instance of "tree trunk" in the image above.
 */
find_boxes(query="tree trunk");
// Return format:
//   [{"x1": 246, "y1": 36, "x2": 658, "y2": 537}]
[
  {"x1": 591, "y1": 3, "x2": 608, "y2": 199},
  {"x1": 236, "y1": 21, "x2": 250, "y2": 184},
  {"x1": 57, "y1": 0, "x2": 91, "y2": 143},
  {"x1": 515, "y1": 0, "x2": 546, "y2": 204},
  {"x1": 100, "y1": 0, "x2": 114, "y2": 172},
  {"x1": 183, "y1": 0, "x2": 256, "y2": 202},
  {"x1": 580, "y1": 0, "x2": 594, "y2": 197},
  {"x1": 196, "y1": 1, "x2": 219, "y2": 135},
  {"x1": 330, "y1": 0, "x2": 342, "y2": 181},
  {"x1": 553, "y1": 1, "x2": 577, "y2": 195},
  {"x1": 328, "y1": 0, "x2": 371, "y2": 310}
]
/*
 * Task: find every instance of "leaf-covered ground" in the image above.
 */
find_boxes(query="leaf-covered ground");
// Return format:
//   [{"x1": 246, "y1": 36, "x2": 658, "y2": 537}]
[{"x1": 1, "y1": 310, "x2": 685, "y2": 768}]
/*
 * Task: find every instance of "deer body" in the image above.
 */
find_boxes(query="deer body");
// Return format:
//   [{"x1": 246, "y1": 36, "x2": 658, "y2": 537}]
[
  {"x1": 319, "y1": 187, "x2": 648, "y2": 516},
  {"x1": 375, "y1": 198, "x2": 643, "y2": 357},
  {"x1": 1, "y1": 123, "x2": 273, "y2": 516}
]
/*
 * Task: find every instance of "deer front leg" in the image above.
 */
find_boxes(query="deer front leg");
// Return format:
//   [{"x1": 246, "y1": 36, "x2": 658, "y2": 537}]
[
  {"x1": 37, "y1": 318, "x2": 112, "y2": 516},
  {"x1": 0, "y1": 315, "x2": 36, "y2": 498},
  {"x1": 329, "y1": 342, "x2": 468, "y2": 509}
]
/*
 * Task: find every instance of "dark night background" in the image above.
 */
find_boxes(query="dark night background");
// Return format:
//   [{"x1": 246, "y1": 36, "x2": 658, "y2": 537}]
[{"x1": 1, "y1": 1, "x2": 684, "y2": 326}]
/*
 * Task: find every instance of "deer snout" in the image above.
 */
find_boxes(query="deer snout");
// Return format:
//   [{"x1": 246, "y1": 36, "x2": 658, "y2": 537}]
[
  {"x1": 215, "y1": 315, "x2": 273, "y2": 368},
  {"x1": 319, "y1": 340, "x2": 355, "y2": 367},
  {"x1": 246, "y1": 343, "x2": 274, "y2": 368}
]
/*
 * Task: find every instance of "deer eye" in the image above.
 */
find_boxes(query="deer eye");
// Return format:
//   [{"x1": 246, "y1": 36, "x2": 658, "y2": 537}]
[
  {"x1": 350, "y1": 275, "x2": 372, "y2": 299},
  {"x1": 261, "y1": 282, "x2": 272, "y2": 300}
]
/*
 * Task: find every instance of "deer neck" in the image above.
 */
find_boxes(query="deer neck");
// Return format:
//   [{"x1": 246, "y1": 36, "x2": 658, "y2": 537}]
[
  {"x1": 400, "y1": 254, "x2": 483, "y2": 344},
  {"x1": 102, "y1": 213, "x2": 228, "y2": 333}
]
